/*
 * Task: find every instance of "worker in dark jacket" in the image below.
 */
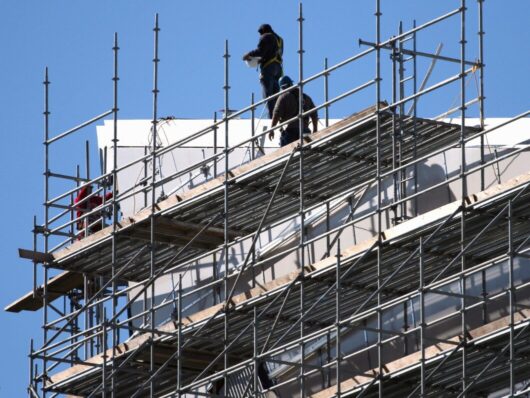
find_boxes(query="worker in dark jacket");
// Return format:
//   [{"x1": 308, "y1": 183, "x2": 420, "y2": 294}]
[
  {"x1": 270, "y1": 75, "x2": 319, "y2": 147},
  {"x1": 243, "y1": 24, "x2": 284, "y2": 119}
]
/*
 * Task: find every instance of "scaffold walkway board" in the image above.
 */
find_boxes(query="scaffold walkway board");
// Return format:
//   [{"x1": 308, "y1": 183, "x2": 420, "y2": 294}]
[
  {"x1": 4, "y1": 271, "x2": 84, "y2": 313},
  {"x1": 27, "y1": 105, "x2": 480, "y2": 283},
  {"x1": 312, "y1": 309, "x2": 530, "y2": 398},
  {"x1": 46, "y1": 171, "x2": 530, "y2": 397}
]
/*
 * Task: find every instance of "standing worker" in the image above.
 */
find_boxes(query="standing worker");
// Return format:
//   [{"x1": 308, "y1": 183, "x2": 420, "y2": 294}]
[
  {"x1": 243, "y1": 24, "x2": 284, "y2": 119},
  {"x1": 74, "y1": 183, "x2": 113, "y2": 238},
  {"x1": 270, "y1": 75, "x2": 319, "y2": 147}
]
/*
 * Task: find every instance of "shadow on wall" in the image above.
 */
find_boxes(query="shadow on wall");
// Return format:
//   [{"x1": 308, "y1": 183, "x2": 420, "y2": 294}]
[{"x1": 410, "y1": 162, "x2": 455, "y2": 215}]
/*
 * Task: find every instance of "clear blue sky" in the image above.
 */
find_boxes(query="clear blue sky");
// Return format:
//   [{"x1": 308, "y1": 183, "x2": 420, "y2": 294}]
[{"x1": 0, "y1": 0, "x2": 528, "y2": 395}]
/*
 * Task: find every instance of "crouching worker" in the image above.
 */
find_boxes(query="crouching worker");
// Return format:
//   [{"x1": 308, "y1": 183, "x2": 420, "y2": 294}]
[
  {"x1": 74, "y1": 182, "x2": 114, "y2": 239},
  {"x1": 269, "y1": 75, "x2": 319, "y2": 147}
]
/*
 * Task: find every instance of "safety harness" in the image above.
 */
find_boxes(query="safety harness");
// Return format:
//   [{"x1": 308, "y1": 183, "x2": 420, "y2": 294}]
[{"x1": 262, "y1": 33, "x2": 284, "y2": 69}]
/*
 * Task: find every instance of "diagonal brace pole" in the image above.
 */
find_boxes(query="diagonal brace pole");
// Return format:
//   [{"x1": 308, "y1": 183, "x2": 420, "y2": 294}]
[
  {"x1": 224, "y1": 147, "x2": 297, "y2": 307},
  {"x1": 456, "y1": 320, "x2": 530, "y2": 398},
  {"x1": 38, "y1": 245, "x2": 148, "y2": 353},
  {"x1": 352, "y1": 204, "x2": 462, "y2": 318}
]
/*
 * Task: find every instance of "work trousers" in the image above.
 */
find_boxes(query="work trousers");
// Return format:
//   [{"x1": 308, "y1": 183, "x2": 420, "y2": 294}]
[
  {"x1": 280, "y1": 127, "x2": 311, "y2": 147},
  {"x1": 260, "y1": 62, "x2": 282, "y2": 118}
]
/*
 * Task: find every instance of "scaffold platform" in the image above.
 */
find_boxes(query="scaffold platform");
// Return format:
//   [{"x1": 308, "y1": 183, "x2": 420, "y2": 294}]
[
  {"x1": 313, "y1": 309, "x2": 530, "y2": 398},
  {"x1": 46, "y1": 171, "x2": 530, "y2": 397},
  {"x1": 25, "y1": 105, "x2": 479, "y2": 283}
]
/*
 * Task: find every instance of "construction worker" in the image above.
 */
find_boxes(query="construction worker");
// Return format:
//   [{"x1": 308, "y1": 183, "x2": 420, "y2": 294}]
[
  {"x1": 74, "y1": 183, "x2": 113, "y2": 238},
  {"x1": 269, "y1": 75, "x2": 319, "y2": 147},
  {"x1": 243, "y1": 23, "x2": 284, "y2": 119}
]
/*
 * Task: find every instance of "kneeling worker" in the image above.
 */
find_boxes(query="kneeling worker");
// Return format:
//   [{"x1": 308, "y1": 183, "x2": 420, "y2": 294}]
[{"x1": 269, "y1": 75, "x2": 319, "y2": 147}]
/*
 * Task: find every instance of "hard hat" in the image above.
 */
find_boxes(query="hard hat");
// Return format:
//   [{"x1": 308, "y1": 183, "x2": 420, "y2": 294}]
[
  {"x1": 245, "y1": 56, "x2": 261, "y2": 68},
  {"x1": 279, "y1": 75, "x2": 294, "y2": 89},
  {"x1": 258, "y1": 24, "x2": 273, "y2": 34}
]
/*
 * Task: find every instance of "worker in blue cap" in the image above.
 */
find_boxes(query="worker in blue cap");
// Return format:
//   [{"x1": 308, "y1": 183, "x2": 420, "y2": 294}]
[
  {"x1": 243, "y1": 24, "x2": 284, "y2": 118},
  {"x1": 270, "y1": 75, "x2": 319, "y2": 147}
]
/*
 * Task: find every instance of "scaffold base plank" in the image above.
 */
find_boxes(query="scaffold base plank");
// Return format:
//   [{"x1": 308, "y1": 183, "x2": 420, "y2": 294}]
[{"x1": 5, "y1": 271, "x2": 84, "y2": 313}]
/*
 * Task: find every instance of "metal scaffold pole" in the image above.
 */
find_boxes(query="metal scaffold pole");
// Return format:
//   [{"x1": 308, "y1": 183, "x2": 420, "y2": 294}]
[
  {"x1": 298, "y1": 3, "x2": 306, "y2": 396},
  {"x1": 508, "y1": 200, "x2": 515, "y2": 395},
  {"x1": 411, "y1": 20, "x2": 419, "y2": 217},
  {"x1": 478, "y1": 0, "x2": 485, "y2": 191},
  {"x1": 419, "y1": 236, "x2": 425, "y2": 397},
  {"x1": 102, "y1": 309, "x2": 108, "y2": 398},
  {"x1": 223, "y1": 37, "x2": 230, "y2": 398},
  {"x1": 251, "y1": 92, "x2": 256, "y2": 161},
  {"x1": 177, "y1": 273, "x2": 182, "y2": 397},
  {"x1": 398, "y1": 21, "x2": 407, "y2": 221},
  {"x1": 253, "y1": 306, "x2": 258, "y2": 396},
  {"x1": 375, "y1": 0, "x2": 383, "y2": 395},
  {"x1": 110, "y1": 31, "x2": 120, "y2": 398},
  {"x1": 28, "y1": 339, "x2": 35, "y2": 398},
  {"x1": 460, "y1": 2, "x2": 468, "y2": 395},
  {"x1": 42, "y1": 66, "x2": 50, "y2": 398},
  {"x1": 391, "y1": 35, "x2": 399, "y2": 225},
  {"x1": 150, "y1": 13, "x2": 160, "y2": 398},
  {"x1": 335, "y1": 240, "x2": 342, "y2": 397},
  {"x1": 324, "y1": 57, "x2": 329, "y2": 128}
]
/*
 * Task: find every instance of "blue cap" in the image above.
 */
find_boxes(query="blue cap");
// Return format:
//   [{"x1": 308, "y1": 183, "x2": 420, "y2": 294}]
[{"x1": 279, "y1": 75, "x2": 293, "y2": 88}]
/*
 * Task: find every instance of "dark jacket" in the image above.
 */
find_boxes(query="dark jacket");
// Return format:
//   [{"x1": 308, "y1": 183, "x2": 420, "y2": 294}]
[
  {"x1": 247, "y1": 32, "x2": 282, "y2": 68},
  {"x1": 272, "y1": 89, "x2": 317, "y2": 132}
]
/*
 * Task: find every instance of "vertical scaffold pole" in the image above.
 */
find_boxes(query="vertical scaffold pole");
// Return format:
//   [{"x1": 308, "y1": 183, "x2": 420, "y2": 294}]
[
  {"x1": 32, "y1": 216, "x2": 38, "y2": 297},
  {"x1": 213, "y1": 111, "x2": 218, "y2": 178},
  {"x1": 85, "y1": 139, "x2": 90, "y2": 180},
  {"x1": 102, "y1": 309, "x2": 108, "y2": 398},
  {"x1": 223, "y1": 38, "x2": 230, "y2": 397},
  {"x1": 177, "y1": 274, "x2": 182, "y2": 397},
  {"x1": 419, "y1": 236, "x2": 425, "y2": 397},
  {"x1": 335, "y1": 240, "x2": 341, "y2": 397},
  {"x1": 297, "y1": 3, "x2": 306, "y2": 396},
  {"x1": 111, "y1": 31, "x2": 119, "y2": 398},
  {"x1": 478, "y1": 0, "x2": 485, "y2": 190},
  {"x1": 72, "y1": 166, "x2": 80, "y2": 244},
  {"x1": 375, "y1": 0, "x2": 383, "y2": 396},
  {"x1": 398, "y1": 22, "x2": 410, "y2": 356},
  {"x1": 150, "y1": 13, "x2": 160, "y2": 398},
  {"x1": 251, "y1": 92, "x2": 255, "y2": 161},
  {"x1": 508, "y1": 200, "x2": 514, "y2": 395},
  {"x1": 326, "y1": 202, "x2": 331, "y2": 257},
  {"x1": 251, "y1": 91, "x2": 256, "y2": 289},
  {"x1": 253, "y1": 306, "x2": 258, "y2": 397},
  {"x1": 84, "y1": 273, "x2": 90, "y2": 359},
  {"x1": 459, "y1": 2, "x2": 468, "y2": 395},
  {"x1": 412, "y1": 20, "x2": 418, "y2": 217},
  {"x1": 324, "y1": 57, "x2": 329, "y2": 128},
  {"x1": 398, "y1": 22, "x2": 406, "y2": 221},
  {"x1": 391, "y1": 38, "x2": 398, "y2": 225},
  {"x1": 42, "y1": 66, "x2": 50, "y2": 398},
  {"x1": 28, "y1": 339, "x2": 34, "y2": 397}
]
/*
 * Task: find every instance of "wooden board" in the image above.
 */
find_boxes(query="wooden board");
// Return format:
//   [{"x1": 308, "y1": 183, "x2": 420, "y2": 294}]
[
  {"x1": 311, "y1": 309, "x2": 530, "y2": 398},
  {"x1": 123, "y1": 216, "x2": 240, "y2": 249},
  {"x1": 5, "y1": 271, "x2": 84, "y2": 313}
]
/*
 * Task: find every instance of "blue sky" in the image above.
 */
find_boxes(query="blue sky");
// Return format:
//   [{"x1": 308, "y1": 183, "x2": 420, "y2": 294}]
[{"x1": 0, "y1": 0, "x2": 529, "y2": 395}]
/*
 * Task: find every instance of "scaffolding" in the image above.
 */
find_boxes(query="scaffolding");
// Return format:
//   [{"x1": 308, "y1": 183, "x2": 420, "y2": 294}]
[{"x1": 6, "y1": 1, "x2": 530, "y2": 397}]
